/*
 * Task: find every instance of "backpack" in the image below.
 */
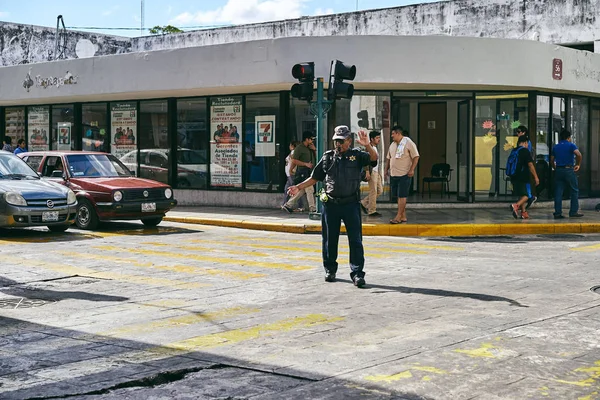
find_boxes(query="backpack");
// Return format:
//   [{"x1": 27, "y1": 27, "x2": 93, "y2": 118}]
[{"x1": 505, "y1": 147, "x2": 525, "y2": 179}]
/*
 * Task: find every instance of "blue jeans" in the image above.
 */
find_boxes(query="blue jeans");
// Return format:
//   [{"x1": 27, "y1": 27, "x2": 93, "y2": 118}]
[
  {"x1": 554, "y1": 168, "x2": 579, "y2": 216},
  {"x1": 321, "y1": 201, "x2": 365, "y2": 279}
]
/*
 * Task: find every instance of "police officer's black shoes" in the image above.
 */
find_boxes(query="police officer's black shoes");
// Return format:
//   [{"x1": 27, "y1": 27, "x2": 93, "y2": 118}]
[
  {"x1": 325, "y1": 272, "x2": 336, "y2": 282},
  {"x1": 353, "y1": 276, "x2": 366, "y2": 288}
]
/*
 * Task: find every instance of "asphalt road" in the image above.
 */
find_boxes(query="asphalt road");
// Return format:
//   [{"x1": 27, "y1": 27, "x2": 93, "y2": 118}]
[{"x1": 1, "y1": 222, "x2": 599, "y2": 400}]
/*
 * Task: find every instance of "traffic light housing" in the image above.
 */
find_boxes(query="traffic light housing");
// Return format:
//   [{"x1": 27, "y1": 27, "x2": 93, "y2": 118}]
[
  {"x1": 291, "y1": 62, "x2": 315, "y2": 101},
  {"x1": 328, "y1": 60, "x2": 356, "y2": 101},
  {"x1": 357, "y1": 110, "x2": 369, "y2": 129}
]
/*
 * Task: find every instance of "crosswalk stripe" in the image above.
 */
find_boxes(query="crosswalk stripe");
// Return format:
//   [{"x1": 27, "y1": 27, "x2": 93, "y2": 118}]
[
  {"x1": 139, "y1": 242, "x2": 271, "y2": 257},
  {"x1": 571, "y1": 243, "x2": 600, "y2": 252},
  {"x1": 3, "y1": 256, "x2": 209, "y2": 289},
  {"x1": 93, "y1": 246, "x2": 312, "y2": 271},
  {"x1": 56, "y1": 251, "x2": 266, "y2": 280}
]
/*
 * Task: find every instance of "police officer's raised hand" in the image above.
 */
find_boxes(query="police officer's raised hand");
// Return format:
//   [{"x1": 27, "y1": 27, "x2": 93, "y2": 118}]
[{"x1": 357, "y1": 130, "x2": 370, "y2": 147}]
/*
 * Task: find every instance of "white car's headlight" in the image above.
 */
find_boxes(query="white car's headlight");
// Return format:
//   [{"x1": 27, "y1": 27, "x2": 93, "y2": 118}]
[
  {"x1": 5, "y1": 192, "x2": 27, "y2": 206},
  {"x1": 165, "y1": 188, "x2": 172, "y2": 199},
  {"x1": 67, "y1": 190, "x2": 77, "y2": 205},
  {"x1": 113, "y1": 191, "x2": 123, "y2": 202}
]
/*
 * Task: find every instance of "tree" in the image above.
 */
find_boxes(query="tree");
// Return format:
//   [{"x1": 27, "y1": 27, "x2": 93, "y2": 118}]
[{"x1": 149, "y1": 25, "x2": 183, "y2": 35}]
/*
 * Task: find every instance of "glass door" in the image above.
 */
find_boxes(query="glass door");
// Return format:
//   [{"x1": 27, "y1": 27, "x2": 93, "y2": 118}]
[{"x1": 457, "y1": 100, "x2": 471, "y2": 201}]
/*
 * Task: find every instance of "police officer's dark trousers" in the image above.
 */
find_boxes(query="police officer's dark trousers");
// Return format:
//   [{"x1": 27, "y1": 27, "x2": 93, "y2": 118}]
[{"x1": 321, "y1": 201, "x2": 365, "y2": 279}]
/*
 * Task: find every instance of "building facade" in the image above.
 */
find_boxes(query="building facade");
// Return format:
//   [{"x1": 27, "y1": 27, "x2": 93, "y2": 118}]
[{"x1": 1, "y1": 0, "x2": 600, "y2": 207}]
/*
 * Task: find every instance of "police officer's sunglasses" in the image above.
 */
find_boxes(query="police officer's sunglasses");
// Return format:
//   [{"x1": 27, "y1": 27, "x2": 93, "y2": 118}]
[{"x1": 334, "y1": 139, "x2": 346, "y2": 145}]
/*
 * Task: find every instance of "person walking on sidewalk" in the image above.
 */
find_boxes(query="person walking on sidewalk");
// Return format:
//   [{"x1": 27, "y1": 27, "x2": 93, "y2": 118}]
[
  {"x1": 385, "y1": 126, "x2": 419, "y2": 224},
  {"x1": 516, "y1": 125, "x2": 537, "y2": 209},
  {"x1": 551, "y1": 129, "x2": 583, "y2": 219},
  {"x1": 509, "y1": 135, "x2": 540, "y2": 219},
  {"x1": 360, "y1": 130, "x2": 383, "y2": 217},
  {"x1": 287, "y1": 126, "x2": 377, "y2": 288},
  {"x1": 282, "y1": 131, "x2": 316, "y2": 213}
]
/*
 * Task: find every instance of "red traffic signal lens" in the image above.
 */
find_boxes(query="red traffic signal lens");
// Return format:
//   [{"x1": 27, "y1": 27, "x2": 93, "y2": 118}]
[{"x1": 292, "y1": 62, "x2": 315, "y2": 81}]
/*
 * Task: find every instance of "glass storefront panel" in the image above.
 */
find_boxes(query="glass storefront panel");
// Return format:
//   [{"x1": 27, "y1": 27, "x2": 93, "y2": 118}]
[
  {"x1": 244, "y1": 94, "x2": 280, "y2": 191},
  {"x1": 210, "y1": 96, "x2": 243, "y2": 189},
  {"x1": 110, "y1": 102, "x2": 137, "y2": 165},
  {"x1": 82, "y1": 103, "x2": 109, "y2": 152},
  {"x1": 536, "y1": 95, "x2": 551, "y2": 198},
  {"x1": 27, "y1": 106, "x2": 50, "y2": 152},
  {"x1": 139, "y1": 100, "x2": 169, "y2": 185},
  {"x1": 569, "y1": 97, "x2": 589, "y2": 196},
  {"x1": 551, "y1": 97, "x2": 566, "y2": 144},
  {"x1": 591, "y1": 100, "x2": 600, "y2": 196},
  {"x1": 177, "y1": 98, "x2": 208, "y2": 189},
  {"x1": 51, "y1": 104, "x2": 74, "y2": 151},
  {"x1": 4, "y1": 107, "x2": 26, "y2": 150}
]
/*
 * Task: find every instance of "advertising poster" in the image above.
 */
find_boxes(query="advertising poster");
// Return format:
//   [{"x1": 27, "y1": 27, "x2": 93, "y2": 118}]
[
  {"x1": 27, "y1": 106, "x2": 50, "y2": 152},
  {"x1": 57, "y1": 122, "x2": 71, "y2": 150},
  {"x1": 5, "y1": 108, "x2": 26, "y2": 143},
  {"x1": 254, "y1": 115, "x2": 275, "y2": 157},
  {"x1": 210, "y1": 97, "x2": 242, "y2": 187},
  {"x1": 111, "y1": 102, "x2": 137, "y2": 159}
]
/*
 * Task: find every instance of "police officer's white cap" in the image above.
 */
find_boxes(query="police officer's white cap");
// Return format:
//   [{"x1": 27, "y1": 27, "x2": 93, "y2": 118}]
[{"x1": 332, "y1": 125, "x2": 352, "y2": 140}]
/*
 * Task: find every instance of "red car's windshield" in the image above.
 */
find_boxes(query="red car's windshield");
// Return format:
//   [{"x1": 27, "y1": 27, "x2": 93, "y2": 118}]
[{"x1": 66, "y1": 154, "x2": 133, "y2": 178}]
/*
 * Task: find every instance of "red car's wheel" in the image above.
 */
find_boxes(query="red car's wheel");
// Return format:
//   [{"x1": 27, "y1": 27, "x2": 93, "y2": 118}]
[{"x1": 75, "y1": 199, "x2": 99, "y2": 230}]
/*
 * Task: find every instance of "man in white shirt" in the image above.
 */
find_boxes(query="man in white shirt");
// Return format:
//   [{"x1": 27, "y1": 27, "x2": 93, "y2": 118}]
[
  {"x1": 385, "y1": 126, "x2": 420, "y2": 224},
  {"x1": 360, "y1": 131, "x2": 383, "y2": 217}
]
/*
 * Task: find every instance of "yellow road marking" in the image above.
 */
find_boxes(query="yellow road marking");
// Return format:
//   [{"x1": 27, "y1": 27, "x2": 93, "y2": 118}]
[
  {"x1": 161, "y1": 313, "x2": 344, "y2": 351},
  {"x1": 4, "y1": 256, "x2": 208, "y2": 289},
  {"x1": 140, "y1": 242, "x2": 271, "y2": 257},
  {"x1": 57, "y1": 251, "x2": 265, "y2": 280},
  {"x1": 571, "y1": 244, "x2": 600, "y2": 252},
  {"x1": 453, "y1": 342, "x2": 497, "y2": 358},
  {"x1": 85, "y1": 227, "x2": 191, "y2": 238},
  {"x1": 553, "y1": 360, "x2": 600, "y2": 387},
  {"x1": 365, "y1": 370, "x2": 413, "y2": 382},
  {"x1": 93, "y1": 245, "x2": 312, "y2": 271},
  {"x1": 100, "y1": 306, "x2": 260, "y2": 337}
]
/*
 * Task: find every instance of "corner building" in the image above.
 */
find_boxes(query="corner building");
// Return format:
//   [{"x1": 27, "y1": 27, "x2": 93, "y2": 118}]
[{"x1": 1, "y1": 0, "x2": 600, "y2": 207}]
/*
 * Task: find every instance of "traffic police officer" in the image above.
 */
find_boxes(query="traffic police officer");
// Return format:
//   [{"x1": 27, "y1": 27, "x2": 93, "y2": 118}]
[{"x1": 288, "y1": 125, "x2": 377, "y2": 288}]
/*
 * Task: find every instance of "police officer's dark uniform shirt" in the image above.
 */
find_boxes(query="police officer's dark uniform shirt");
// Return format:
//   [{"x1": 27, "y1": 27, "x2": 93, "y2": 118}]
[{"x1": 311, "y1": 148, "x2": 373, "y2": 199}]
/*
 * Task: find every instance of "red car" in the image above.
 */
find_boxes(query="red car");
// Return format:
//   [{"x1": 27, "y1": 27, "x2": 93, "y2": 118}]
[{"x1": 19, "y1": 151, "x2": 177, "y2": 230}]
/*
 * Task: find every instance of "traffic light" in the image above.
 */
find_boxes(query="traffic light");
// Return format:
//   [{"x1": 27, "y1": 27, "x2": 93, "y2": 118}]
[
  {"x1": 291, "y1": 62, "x2": 315, "y2": 101},
  {"x1": 357, "y1": 110, "x2": 369, "y2": 129},
  {"x1": 328, "y1": 60, "x2": 356, "y2": 101}
]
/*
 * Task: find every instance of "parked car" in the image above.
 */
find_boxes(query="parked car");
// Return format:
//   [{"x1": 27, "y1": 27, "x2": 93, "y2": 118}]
[
  {"x1": 18, "y1": 151, "x2": 177, "y2": 230},
  {"x1": 0, "y1": 150, "x2": 77, "y2": 232}
]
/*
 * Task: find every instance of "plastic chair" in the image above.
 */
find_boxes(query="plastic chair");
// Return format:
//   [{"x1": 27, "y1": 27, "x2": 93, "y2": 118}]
[{"x1": 422, "y1": 163, "x2": 452, "y2": 198}]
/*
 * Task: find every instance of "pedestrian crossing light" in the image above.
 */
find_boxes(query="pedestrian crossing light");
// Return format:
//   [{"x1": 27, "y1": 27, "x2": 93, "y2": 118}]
[
  {"x1": 291, "y1": 62, "x2": 315, "y2": 101},
  {"x1": 328, "y1": 60, "x2": 356, "y2": 101},
  {"x1": 357, "y1": 110, "x2": 369, "y2": 128}
]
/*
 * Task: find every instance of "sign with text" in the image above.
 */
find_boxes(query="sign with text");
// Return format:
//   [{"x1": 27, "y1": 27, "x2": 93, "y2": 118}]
[
  {"x1": 27, "y1": 106, "x2": 50, "y2": 152},
  {"x1": 210, "y1": 143, "x2": 242, "y2": 188},
  {"x1": 111, "y1": 102, "x2": 137, "y2": 159},
  {"x1": 553, "y1": 58, "x2": 563, "y2": 80},
  {"x1": 255, "y1": 115, "x2": 275, "y2": 157},
  {"x1": 211, "y1": 97, "x2": 242, "y2": 144}
]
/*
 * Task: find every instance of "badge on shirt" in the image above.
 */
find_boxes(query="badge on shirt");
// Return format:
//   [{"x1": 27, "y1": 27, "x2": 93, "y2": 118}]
[{"x1": 349, "y1": 155, "x2": 356, "y2": 161}]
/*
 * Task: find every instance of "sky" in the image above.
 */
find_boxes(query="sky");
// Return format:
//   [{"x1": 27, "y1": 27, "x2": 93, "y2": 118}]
[{"x1": 0, "y1": 0, "x2": 439, "y2": 37}]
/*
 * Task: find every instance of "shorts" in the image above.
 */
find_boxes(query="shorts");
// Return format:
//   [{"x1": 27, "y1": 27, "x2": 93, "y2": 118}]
[
  {"x1": 391, "y1": 175, "x2": 411, "y2": 198},
  {"x1": 512, "y1": 181, "x2": 530, "y2": 198}
]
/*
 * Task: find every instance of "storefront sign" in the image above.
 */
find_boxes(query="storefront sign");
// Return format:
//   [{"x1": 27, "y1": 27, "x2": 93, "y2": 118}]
[
  {"x1": 57, "y1": 122, "x2": 71, "y2": 150},
  {"x1": 27, "y1": 106, "x2": 50, "y2": 152},
  {"x1": 254, "y1": 115, "x2": 275, "y2": 157},
  {"x1": 111, "y1": 103, "x2": 137, "y2": 159},
  {"x1": 23, "y1": 70, "x2": 78, "y2": 92},
  {"x1": 210, "y1": 97, "x2": 243, "y2": 187},
  {"x1": 553, "y1": 58, "x2": 563, "y2": 80}
]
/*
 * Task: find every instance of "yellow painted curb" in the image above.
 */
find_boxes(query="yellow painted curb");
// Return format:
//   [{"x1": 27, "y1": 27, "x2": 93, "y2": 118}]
[{"x1": 164, "y1": 217, "x2": 600, "y2": 237}]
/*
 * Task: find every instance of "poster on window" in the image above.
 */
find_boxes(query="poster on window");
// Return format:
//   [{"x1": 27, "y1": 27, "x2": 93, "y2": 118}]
[
  {"x1": 254, "y1": 115, "x2": 275, "y2": 157},
  {"x1": 57, "y1": 122, "x2": 71, "y2": 150},
  {"x1": 111, "y1": 102, "x2": 137, "y2": 159},
  {"x1": 210, "y1": 97, "x2": 242, "y2": 144},
  {"x1": 210, "y1": 143, "x2": 242, "y2": 188},
  {"x1": 27, "y1": 106, "x2": 50, "y2": 152},
  {"x1": 5, "y1": 108, "x2": 26, "y2": 143}
]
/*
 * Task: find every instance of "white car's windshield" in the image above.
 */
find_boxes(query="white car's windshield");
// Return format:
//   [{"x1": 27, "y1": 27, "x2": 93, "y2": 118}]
[
  {"x1": 0, "y1": 154, "x2": 39, "y2": 179},
  {"x1": 66, "y1": 154, "x2": 133, "y2": 178}
]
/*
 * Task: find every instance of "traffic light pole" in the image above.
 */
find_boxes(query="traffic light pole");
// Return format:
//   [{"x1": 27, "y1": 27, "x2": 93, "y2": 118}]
[{"x1": 308, "y1": 77, "x2": 333, "y2": 220}]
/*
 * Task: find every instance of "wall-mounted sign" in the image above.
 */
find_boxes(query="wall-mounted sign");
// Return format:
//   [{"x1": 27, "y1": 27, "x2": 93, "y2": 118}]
[
  {"x1": 23, "y1": 70, "x2": 78, "y2": 92},
  {"x1": 255, "y1": 115, "x2": 275, "y2": 157},
  {"x1": 553, "y1": 58, "x2": 563, "y2": 80},
  {"x1": 427, "y1": 121, "x2": 436, "y2": 129}
]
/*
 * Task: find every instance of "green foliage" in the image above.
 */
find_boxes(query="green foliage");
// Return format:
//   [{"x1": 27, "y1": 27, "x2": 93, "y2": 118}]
[{"x1": 149, "y1": 25, "x2": 183, "y2": 35}]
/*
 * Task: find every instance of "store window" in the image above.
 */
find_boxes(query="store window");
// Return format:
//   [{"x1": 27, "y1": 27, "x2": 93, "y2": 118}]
[
  {"x1": 82, "y1": 103, "x2": 109, "y2": 153},
  {"x1": 536, "y1": 95, "x2": 552, "y2": 199},
  {"x1": 51, "y1": 105, "x2": 74, "y2": 151},
  {"x1": 244, "y1": 94, "x2": 280, "y2": 191},
  {"x1": 27, "y1": 105, "x2": 50, "y2": 152},
  {"x1": 110, "y1": 102, "x2": 138, "y2": 174},
  {"x1": 569, "y1": 97, "x2": 589, "y2": 196},
  {"x1": 177, "y1": 98, "x2": 208, "y2": 189},
  {"x1": 139, "y1": 100, "x2": 169, "y2": 185},
  {"x1": 4, "y1": 107, "x2": 26, "y2": 150},
  {"x1": 591, "y1": 100, "x2": 600, "y2": 196}
]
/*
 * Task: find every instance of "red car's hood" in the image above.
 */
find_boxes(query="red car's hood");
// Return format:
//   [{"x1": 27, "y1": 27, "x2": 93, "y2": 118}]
[{"x1": 69, "y1": 177, "x2": 170, "y2": 191}]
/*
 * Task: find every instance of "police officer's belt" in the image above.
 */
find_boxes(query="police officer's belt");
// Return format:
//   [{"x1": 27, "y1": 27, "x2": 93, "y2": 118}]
[{"x1": 325, "y1": 194, "x2": 358, "y2": 205}]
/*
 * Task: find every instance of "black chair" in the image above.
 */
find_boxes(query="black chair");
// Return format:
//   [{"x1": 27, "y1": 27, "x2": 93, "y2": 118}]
[{"x1": 422, "y1": 163, "x2": 452, "y2": 198}]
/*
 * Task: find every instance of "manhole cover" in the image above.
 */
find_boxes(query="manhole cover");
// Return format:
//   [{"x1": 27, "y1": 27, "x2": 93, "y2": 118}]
[
  {"x1": 591, "y1": 286, "x2": 600, "y2": 295},
  {"x1": 0, "y1": 298, "x2": 56, "y2": 309}
]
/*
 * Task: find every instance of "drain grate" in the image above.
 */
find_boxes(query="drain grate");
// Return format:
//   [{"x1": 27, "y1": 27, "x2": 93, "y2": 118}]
[
  {"x1": 0, "y1": 297, "x2": 56, "y2": 309},
  {"x1": 592, "y1": 286, "x2": 600, "y2": 295}
]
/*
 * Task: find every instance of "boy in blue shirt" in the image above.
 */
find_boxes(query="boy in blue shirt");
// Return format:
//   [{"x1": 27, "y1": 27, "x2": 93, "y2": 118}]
[
  {"x1": 516, "y1": 126, "x2": 536, "y2": 208},
  {"x1": 551, "y1": 129, "x2": 583, "y2": 218}
]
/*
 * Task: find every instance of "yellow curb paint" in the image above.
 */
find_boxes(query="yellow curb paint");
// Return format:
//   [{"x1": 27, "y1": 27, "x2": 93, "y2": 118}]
[
  {"x1": 101, "y1": 306, "x2": 260, "y2": 337},
  {"x1": 472, "y1": 224, "x2": 502, "y2": 235},
  {"x1": 161, "y1": 314, "x2": 344, "y2": 351},
  {"x1": 365, "y1": 370, "x2": 413, "y2": 382},
  {"x1": 571, "y1": 244, "x2": 600, "y2": 252},
  {"x1": 453, "y1": 342, "x2": 497, "y2": 358},
  {"x1": 93, "y1": 245, "x2": 312, "y2": 271},
  {"x1": 57, "y1": 251, "x2": 265, "y2": 280},
  {"x1": 581, "y1": 224, "x2": 600, "y2": 234},
  {"x1": 3, "y1": 256, "x2": 208, "y2": 289}
]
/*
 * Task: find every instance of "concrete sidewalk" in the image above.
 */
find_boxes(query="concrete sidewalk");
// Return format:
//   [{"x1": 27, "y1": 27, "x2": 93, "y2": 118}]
[{"x1": 164, "y1": 200, "x2": 600, "y2": 236}]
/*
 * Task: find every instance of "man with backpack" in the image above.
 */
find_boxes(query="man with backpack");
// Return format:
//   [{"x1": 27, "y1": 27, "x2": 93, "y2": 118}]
[
  {"x1": 516, "y1": 126, "x2": 537, "y2": 209},
  {"x1": 507, "y1": 135, "x2": 540, "y2": 219}
]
